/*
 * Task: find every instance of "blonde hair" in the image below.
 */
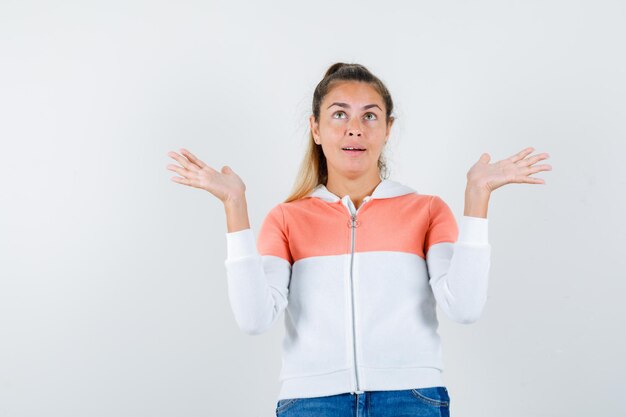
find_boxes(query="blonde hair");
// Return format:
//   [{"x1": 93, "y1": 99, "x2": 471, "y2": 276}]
[{"x1": 283, "y1": 62, "x2": 395, "y2": 204}]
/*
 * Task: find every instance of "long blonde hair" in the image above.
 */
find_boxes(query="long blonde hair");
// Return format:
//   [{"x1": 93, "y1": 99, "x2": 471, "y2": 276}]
[{"x1": 283, "y1": 62, "x2": 395, "y2": 204}]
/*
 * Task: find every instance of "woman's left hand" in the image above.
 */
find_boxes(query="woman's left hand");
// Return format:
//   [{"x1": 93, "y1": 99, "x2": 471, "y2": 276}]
[{"x1": 466, "y1": 147, "x2": 552, "y2": 193}]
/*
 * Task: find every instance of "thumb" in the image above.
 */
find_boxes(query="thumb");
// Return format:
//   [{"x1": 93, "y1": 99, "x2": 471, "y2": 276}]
[
  {"x1": 479, "y1": 153, "x2": 490, "y2": 163},
  {"x1": 221, "y1": 165, "x2": 232, "y2": 174}
]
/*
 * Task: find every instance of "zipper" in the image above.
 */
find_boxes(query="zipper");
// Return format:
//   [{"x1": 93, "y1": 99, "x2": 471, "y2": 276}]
[{"x1": 343, "y1": 196, "x2": 371, "y2": 395}]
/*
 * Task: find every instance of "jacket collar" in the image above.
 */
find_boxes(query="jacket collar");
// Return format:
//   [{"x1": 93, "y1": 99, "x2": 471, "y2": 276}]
[{"x1": 306, "y1": 179, "x2": 417, "y2": 203}]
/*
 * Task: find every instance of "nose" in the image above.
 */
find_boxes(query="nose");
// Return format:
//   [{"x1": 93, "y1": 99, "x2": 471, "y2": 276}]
[{"x1": 347, "y1": 118, "x2": 362, "y2": 136}]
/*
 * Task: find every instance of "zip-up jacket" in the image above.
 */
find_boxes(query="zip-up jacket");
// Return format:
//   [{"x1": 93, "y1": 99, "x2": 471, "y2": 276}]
[{"x1": 224, "y1": 179, "x2": 491, "y2": 400}]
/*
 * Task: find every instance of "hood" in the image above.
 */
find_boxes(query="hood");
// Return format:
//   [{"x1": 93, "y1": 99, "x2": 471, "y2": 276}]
[{"x1": 306, "y1": 179, "x2": 417, "y2": 203}]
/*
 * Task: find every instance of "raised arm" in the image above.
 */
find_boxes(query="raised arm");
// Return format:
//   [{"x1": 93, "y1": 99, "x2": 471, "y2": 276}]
[
  {"x1": 463, "y1": 146, "x2": 552, "y2": 218},
  {"x1": 166, "y1": 148, "x2": 291, "y2": 335},
  {"x1": 427, "y1": 147, "x2": 552, "y2": 324},
  {"x1": 425, "y1": 196, "x2": 491, "y2": 324}
]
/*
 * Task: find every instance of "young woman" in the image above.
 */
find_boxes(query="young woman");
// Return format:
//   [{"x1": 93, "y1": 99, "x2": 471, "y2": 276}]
[{"x1": 166, "y1": 62, "x2": 552, "y2": 417}]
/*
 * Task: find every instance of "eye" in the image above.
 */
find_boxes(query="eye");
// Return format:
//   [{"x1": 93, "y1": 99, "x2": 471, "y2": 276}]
[
  {"x1": 332, "y1": 111, "x2": 347, "y2": 119},
  {"x1": 364, "y1": 112, "x2": 377, "y2": 121}
]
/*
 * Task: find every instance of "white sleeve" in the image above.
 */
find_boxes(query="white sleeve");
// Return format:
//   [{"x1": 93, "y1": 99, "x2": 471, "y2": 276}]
[
  {"x1": 426, "y1": 215, "x2": 491, "y2": 324},
  {"x1": 224, "y1": 207, "x2": 292, "y2": 335}
]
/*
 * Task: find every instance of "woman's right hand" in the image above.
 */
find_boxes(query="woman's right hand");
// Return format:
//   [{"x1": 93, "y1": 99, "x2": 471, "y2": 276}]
[{"x1": 166, "y1": 148, "x2": 246, "y2": 204}]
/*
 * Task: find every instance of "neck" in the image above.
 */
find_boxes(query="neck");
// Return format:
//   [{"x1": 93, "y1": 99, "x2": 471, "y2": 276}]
[{"x1": 325, "y1": 174, "x2": 382, "y2": 208}]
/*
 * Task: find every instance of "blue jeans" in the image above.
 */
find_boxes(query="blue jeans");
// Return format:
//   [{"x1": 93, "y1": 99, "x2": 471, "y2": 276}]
[{"x1": 275, "y1": 387, "x2": 450, "y2": 416}]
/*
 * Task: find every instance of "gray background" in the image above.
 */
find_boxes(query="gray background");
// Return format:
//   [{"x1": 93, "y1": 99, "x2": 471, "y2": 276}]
[{"x1": 1, "y1": 0, "x2": 625, "y2": 416}]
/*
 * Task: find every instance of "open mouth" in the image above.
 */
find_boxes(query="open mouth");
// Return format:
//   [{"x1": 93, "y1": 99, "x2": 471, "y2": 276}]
[{"x1": 342, "y1": 147, "x2": 366, "y2": 154}]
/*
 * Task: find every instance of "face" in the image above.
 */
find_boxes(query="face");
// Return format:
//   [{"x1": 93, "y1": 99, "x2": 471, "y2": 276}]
[{"x1": 310, "y1": 81, "x2": 393, "y2": 180}]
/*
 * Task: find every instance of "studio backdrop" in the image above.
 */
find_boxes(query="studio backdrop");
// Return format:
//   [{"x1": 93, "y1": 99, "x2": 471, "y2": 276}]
[{"x1": 1, "y1": 1, "x2": 624, "y2": 416}]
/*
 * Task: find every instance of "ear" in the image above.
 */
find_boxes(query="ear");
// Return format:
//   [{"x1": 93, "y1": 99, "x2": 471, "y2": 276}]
[
  {"x1": 385, "y1": 116, "x2": 395, "y2": 140},
  {"x1": 309, "y1": 115, "x2": 320, "y2": 141}
]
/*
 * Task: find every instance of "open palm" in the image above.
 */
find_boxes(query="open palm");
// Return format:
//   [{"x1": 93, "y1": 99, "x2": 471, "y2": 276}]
[
  {"x1": 467, "y1": 147, "x2": 552, "y2": 193},
  {"x1": 166, "y1": 148, "x2": 246, "y2": 203}
]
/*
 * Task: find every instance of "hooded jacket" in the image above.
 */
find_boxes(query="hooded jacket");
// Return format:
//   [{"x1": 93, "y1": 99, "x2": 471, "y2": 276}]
[{"x1": 224, "y1": 179, "x2": 491, "y2": 401}]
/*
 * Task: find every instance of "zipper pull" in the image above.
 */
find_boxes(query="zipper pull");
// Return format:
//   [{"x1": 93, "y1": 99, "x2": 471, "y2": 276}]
[{"x1": 347, "y1": 213, "x2": 360, "y2": 228}]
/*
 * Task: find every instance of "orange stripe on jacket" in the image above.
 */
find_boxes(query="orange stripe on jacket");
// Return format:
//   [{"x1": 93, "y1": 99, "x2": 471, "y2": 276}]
[{"x1": 257, "y1": 194, "x2": 458, "y2": 264}]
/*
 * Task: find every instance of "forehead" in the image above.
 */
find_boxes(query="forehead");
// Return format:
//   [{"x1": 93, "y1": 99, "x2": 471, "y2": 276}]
[{"x1": 323, "y1": 81, "x2": 383, "y2": 107}]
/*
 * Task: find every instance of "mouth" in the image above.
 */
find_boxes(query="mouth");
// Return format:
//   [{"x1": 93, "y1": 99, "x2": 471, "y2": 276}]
[{"x1": 342, "y1": 147, "x2": 366, "y2": 155}]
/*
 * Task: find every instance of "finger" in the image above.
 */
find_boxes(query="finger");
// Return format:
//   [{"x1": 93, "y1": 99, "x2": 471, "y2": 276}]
[
  {"x1": 170, "y1": 176, "x2": 190, "y2": 185},
  {"x1": 167, "y1": 150, "x2": 200, "y2": 173},
  {"x1": 520, "y1": 163, "x2": 552, "y2": 176},
  {"x1": 514, "y1": 175, "x2": 545, "y2": 184},
  {"x1": 180, "y1": 148, "x2": 209, "y2": 169},
  {"x1": 533, "y1": 163, "x2": 552, "y2": 172},
  {"x1": 527, "y1": 177, "x2": 546, "y2": 184},
  {"x1": 510, "y1": 147, "x2": 535, "y2": 164},
  {"x1": 170, "y1": 176, "x2": 201, "y2": 188},
  {"x1": 518, "y1": 152, "x2": 551, "y2": 168},
  {"x1": 166, "y1": 164, "x2": 194, "y2": 178}
]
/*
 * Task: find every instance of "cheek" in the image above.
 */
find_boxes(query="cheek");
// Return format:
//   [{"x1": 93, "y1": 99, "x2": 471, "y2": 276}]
[{"x1": 323, "y1": 121, "x2": 343, "y2": 131}]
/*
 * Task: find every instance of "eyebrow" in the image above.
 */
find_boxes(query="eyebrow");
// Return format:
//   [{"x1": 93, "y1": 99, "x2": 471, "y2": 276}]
[{"x1": 327, "y1": 102, "x2": 382, "y2": 111}]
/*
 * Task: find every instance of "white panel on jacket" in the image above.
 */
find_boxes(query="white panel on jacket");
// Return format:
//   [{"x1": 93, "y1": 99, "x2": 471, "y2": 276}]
[
  {"x1": 224, "y1": 228, "x2": 292, "y2": 335},
  {"x1": 426, "y1": 216, "x2": 491, "y2": 324}
]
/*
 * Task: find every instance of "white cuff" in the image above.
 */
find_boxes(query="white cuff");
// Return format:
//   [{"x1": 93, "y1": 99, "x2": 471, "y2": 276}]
[
  {"x1": 225, "y1": 228, "x2": 257, "y2": 260},
  {"x1": 458, "y1": 216, "x2": 489, "y2": 244}
]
